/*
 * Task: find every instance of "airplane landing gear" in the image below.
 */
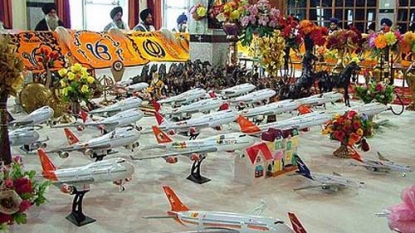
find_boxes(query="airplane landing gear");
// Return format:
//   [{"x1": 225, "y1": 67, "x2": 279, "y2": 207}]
[
  {"x1": 66, "y1": 187, "x2": 96, "y2": 226},
  {"x1": 187, "y1": 154, "x2": 210, "y2": 184}
]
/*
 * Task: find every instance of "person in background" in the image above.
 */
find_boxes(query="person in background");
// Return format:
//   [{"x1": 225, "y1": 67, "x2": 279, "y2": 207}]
[
  {"x1": 133, "y1": 9, "x2": 155, "y2": 32},
  {"x1": 380, "y1": 18, "x2": 393, "y2": 32},
  {"x1": 328, "y1": 17, "x2": 340, "y2": 34},
  {"x1": 367, "y1": 22, "x2": 376, "y2": 34},
  {"x1": 175, "y1": 13, "x2": 188, "y2": 32},
  {"x1": 35, "y1": 3, "x2": 64, "y2": 31},
  {"x1": 104, "y1": 6, "x2": 129, "y2": 32}
]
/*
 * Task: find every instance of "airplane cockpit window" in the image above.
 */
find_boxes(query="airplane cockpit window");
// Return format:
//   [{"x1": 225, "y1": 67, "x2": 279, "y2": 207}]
[
  {"x1": 239, "y1": 134, "x2": 246, "y2": 137},
  {"x1": 117, "y1": 159, "x2": 126, "y2": 163},
  {"x1": 274, "y1": 220, "x2": 284, "y2": 224}
]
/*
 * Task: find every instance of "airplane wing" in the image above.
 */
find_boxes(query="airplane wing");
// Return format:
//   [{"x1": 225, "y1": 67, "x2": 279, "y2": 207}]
[
  {"x1": 167, "y1": 123, "x2": 210, "y2": 130},
  {"x1": 52, "y1": 177, "x2": 95, "y2": 186},
  {"x1": 90, "y1": 108, "x2": 121, "y2": 115},
  {"x1": 293, "y1": 184, "x2": 327, "y2": 191},
  {"x1": 130, "y1": 147, "x2": 218, "y2": 160},
  {"x1": 10, "y1": 119, "x2": 33, "y2": 126},
  {"x1": 247, "y1": 200, "x2": 267, "y2": 215},
  {"x1": 48, "y1": 143, "x2": 112, "y2": 153},
  {"x1": 85, "y1": 122, "x2": 119, "y2": 127}
]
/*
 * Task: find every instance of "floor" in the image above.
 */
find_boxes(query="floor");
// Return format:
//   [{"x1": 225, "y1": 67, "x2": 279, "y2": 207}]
[{"x1": 11, "y1": 98, "x2": 414, "y2": 233}]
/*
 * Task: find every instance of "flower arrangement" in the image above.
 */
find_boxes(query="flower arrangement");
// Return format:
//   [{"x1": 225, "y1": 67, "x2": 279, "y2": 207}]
[
  {"x1": 322, "y1": 111, "x2": 372, "y2": 157},
  {"x1": 400, "y1": 31, "x2": 415, "y2": 54},
  {"x1": 355, "y1": 79, "x2": 394, "y2": 105},
  {"x1": 365, "y1": 30, "x2": 402, "y2": 57},
  {"x1": 58, "y1": 63, "x2": 96, "y2": 104},
  {"x1": 37, "y1": 47, "x2": 59, "y2": 69},
  {"x1": 190, "y1": 3, "x2": 207, "y2": 21},
  {"x1": 257, "y1": 29, "x2": 285, "y2": 77},
  {"x1": 238, "y1": 0, "x2": 282, "y2": 46},
  {"x1": 209, "y1": 0, "x2": 246, "y2": 23},
  {"x1": 385, "y1": 184, "x2": 415, "y2": 233},
  {"x1": 326, "y1": 29, "x2": 361, "y2": 52},
  {"x1": 280, "y1": 16, "x2": 302, "y2": 50},
  {"x1": 298, "y1": 20, "x2": 328, "y2": 51},
  {"x1": 0, "y1": 156, "x2": 50, "y2": 231}
]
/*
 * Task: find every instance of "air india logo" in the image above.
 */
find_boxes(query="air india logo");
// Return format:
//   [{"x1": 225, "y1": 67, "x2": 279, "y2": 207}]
[{"x1": 157, "y1": 133, "x2": 165, "y2": 142}]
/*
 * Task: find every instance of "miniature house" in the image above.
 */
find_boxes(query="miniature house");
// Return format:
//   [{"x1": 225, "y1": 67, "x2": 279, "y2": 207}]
[{"x1": 234, "y1": 128, "x2": 299, "y2": 185}]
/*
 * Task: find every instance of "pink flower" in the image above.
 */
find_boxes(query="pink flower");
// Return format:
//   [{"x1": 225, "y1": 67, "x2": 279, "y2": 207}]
[
  {"x1": 12, "y1": 155, "x2": 22, "y2": 165},
  {"x1": 268, "y1": 19, "x2": 277, "y2": 28},
  {"x1": 19, "y1": 200, "x2": 32, "y2": 212},
  {"x1": 258, "y1": 15, "x2": 268, "y2": 26},
  {"x1": 387, "y1": 185, "x2": 415, "y2": 233},
  {"x1": 0, "y1": 213, "x2": 12, "y2": 224},
  {"x1": 270, "y1": 8, "x2": 280, "y2": 18},
  {"x1": 241, "y1": 16, "x2": 250, "y2": 27},
  {"x1": 248, "y1": 5, "x2": 258, "y2": 16},
  {"x1": 14, "y1": 178, "x2": 32, "y2": 194},
  {"x1": 249, "y1": 15, "x2": 256, "y2": 25},
  {"x1": 4, "y1": 179, "x2": 13, "y2": 188}
]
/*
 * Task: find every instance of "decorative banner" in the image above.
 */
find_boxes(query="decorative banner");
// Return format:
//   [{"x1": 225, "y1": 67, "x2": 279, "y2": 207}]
[{"x1": 9, "y1": 29, "x2": 190, "y2": 72}]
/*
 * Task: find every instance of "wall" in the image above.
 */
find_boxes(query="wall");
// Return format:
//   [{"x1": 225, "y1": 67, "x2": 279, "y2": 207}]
[{"x1": 12, "y1": 0, "x2": 28, "y2": 30}]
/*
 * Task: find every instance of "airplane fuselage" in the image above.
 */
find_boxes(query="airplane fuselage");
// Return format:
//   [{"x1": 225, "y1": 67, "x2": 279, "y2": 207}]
[
  {"x1": 158, "y1": 88, "x2": 206, "y2": 105},
  {"x1": 87, "y1": 109, "x2": 144, "y2": 130},
  {"x1": 363, "y1": 160, "x2": 413, "y2": 173},
  {"x1": 232, "y1": 89, "x2": 276, "y2": 104},
  {"x1": 74, "y1": 128, "x2": 140, "y2": 151},
  {"x1": 221, "y1": 83, "x2": 256, "y2": 98},
  {"x1": 163, "y1": 98, "x2": 225, "y2": 116},
  {"x1": 240, "y1": 100, "x2": 297, "y2": 118},
  {"x1": 312, "y1": 173, "x2": 359, "y2": 189},
  {"x1": 294, "y1": 92, "x2": 343, "y2": 106},
  {"x1": 89, "y1": 97, "x2": 142, "y2": 115},
  {"x1": 127, "y1": 82, "x2": 149, "y2": 93},
  {"x1": 12, "y1": 106, "x2": 54, "y2": 126},
  {"x1": 9, "y1": 128, "x2": 40, "y2": 146}
]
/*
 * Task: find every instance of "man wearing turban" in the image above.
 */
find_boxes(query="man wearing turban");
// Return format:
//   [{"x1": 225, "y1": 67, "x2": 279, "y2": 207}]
[
  {"x1": 104, "y1": 6, "x2": 129, "y2": 32},
  {"x1": 175, "y1": 13, "x2": 188, "y2": 32},
  {"x1": 133, "y1": 9, "x2": 155, "y2": 32},
  {"x1": 35, "y1": 3, "x2": 65, "y2": 31},
  {"x1": 328, "y1": 17, "x2": 340, "y2": 35},
  {"x1": 380, "y1": 18, "x2": 393, "y2": 32}
]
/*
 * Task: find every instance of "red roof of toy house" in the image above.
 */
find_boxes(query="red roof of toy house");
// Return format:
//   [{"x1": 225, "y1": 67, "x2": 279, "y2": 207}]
[{"x1": 245, "y1": 142, "x2": 273, "y2": 164}]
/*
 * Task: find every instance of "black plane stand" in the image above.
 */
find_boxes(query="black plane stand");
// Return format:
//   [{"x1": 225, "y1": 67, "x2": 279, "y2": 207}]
[
  {"x1": 66, "y1": 186, "x2": 96, "y2": 226},
  {"x1": 187, "y1": 155, "x2": 211, "y2": 184}
]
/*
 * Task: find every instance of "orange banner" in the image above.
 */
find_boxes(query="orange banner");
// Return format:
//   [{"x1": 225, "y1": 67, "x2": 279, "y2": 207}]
[{"x1": 9, "y1": 30, "x2": 190, "y2": 72}]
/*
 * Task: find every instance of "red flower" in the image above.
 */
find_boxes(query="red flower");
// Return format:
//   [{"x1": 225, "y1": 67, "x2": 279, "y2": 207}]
[
  {"x1": 342, "y1": 124, "x2": 352, "y2": 133},
  {"x1": 353, "y1": 120, "x2": 361, "y2": 130},
  {"x1": 347, "y1": 110, "x2": 357, "y2": 119},
  {"x1": 14, "y1": 178, "x2": 32, "y2": 195},
  {"x1": 19, "y1": 200, "x2": 32, "y2": 212},
  {"x1": 334, "y1": 130, "x2": 345, "y2": 142},
  {"x1": 375, "y1": 83, "x2": 384, "y2": 92},
  {"x1": 0, "y1": 213, "x2": 12, "y2": 224},
  {"x1": 4, "y1": 179, "x2": 13, "y2": 188},
  {"x1": 361, "y1": 138, "x2": 370, "y2": 152}
]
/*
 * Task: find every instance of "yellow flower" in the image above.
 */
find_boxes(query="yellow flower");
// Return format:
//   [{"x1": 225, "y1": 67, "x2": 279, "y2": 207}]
[
  {"x1": 230, "y1": 10, "x2": 240, "y2": 20},
  {"x1": 67, "y1": 72, "x2": 75, "y2": 80},
  {"x1": 62, "y1": 87, "x2": 69, "y2": 96},
  {"x1": 60, "y1": 79, "x2": 67, "y2": 87},
  {"x1": 81, "y1": 85, "x2": 89, "y2": 93},
  {"x1": 334, "y1": 113, "x2": 341, "y2": 119},
  {"x1": 356, "y1": 128, "x2": 363, "y2": 136},
  {"x1": 86, "y1": 76, "x2": 95, "y2": 84},
  {"x1": 384, "y1": 31, "x2": 397, "y2": 46},
  {"x1": 71, "y1": 63, "x2": 83, "y2": 72},
  {"x1": 58, "y1": 68, "x2": 68, "y2": 77},
  {"x1": 196, "y1": 6, "x2": 207, "y2": 17}
]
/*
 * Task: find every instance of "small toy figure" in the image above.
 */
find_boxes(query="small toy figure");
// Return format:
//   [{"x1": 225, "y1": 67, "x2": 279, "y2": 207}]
[{"x1": 149, "y1": 72, "x2": 164, "y2": 100}]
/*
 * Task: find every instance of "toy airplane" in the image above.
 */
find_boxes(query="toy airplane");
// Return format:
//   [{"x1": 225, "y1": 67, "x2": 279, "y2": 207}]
[
  {"x1": 47, "y1": 127, "x2": 141, "y2": 161},
  {"x1": 293, "y1": 154, "x2": 363, "y2": 192},
  {"x1": 130, "y1": 126, "x2": 254, "y2": 163},
  {"x1": 88, "y1": 96, "x2": 142, "y2": 116},
  {"x1": 237, "y1": 112, "x2": 332, "y2": 136},
  {"x1": 158, "y1": 88, "x2": 206, "y2": 106},
  {"x1": 350, "y1": 150, "x2": 413, "y2": 177},
  {"x1": 37, "y1": 149, "x2": 135, "y2": 193},
  {"x1": 220, "y1": 83, "x2": 256, "y2": 98},
  {"x1": 294, "y1": 92, "x2": 343, "y2": 106},
  {"x1": 240, "y1": 99, "x2": 298, "y2": 118},
  {"x1": 154, "y1": 109, "x2": 238, "y2": 139},
  {"x1": 9, "y1": 106, "x2": 54, "y2": 128},
  {"x1": 230, "y1": 88, "x2": 277, "y2": 106},
  {"x1": 125, "y1": 82, "x2": 149, "y2": 93},
  {"x1": 9, "y1": 127, "x2": 49, "y2": 151},
  {"x1": 143, "y1": 185, "x2": 308, "y2": 233}
]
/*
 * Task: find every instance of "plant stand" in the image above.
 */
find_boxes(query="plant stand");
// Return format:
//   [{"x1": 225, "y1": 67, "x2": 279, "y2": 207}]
[
  {"x1": 66, "y1": 187, "x2": 96, "y2": 227},
  {"x1": 333, "y1": 144, "x2": 351, "y2": 158},
  {"x1": 187, "y1": 155, "x2": 210, "y2": 184}
]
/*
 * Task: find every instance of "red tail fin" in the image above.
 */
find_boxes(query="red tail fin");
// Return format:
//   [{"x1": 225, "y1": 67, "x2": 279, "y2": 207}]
[
  {"x1": 80, "y1": 110, "x2": 88, "y2": 123},
  {"x1": 37, "y1": 149, "x2": 58, "y2": 181},
  {"x1": 219, "y1": 102, "x2": 229, "y2": 111},
  {"x1": 209, "y1": 91, "x2": 217, "y2": 98},
  {"x1": 297, "y1": 105, "x2": 313, "y2": 115},
  {"x1": 236, "y1": 115, "x2": 260, "y2": 134},
  {"x1": 152, "y1": 100, "x2": 161, "y2": 112},
  {"x1": 154, "y1": 111, "x2": 165, "y2": 125},
  {"x1": 288, "y1": 212, "x2": 307, "y2": 233},
  {"x1": 349, "y1": 147, "x2": 364, "y2": 162},
  {"x1": 163, "y1": 185, "x2": 189, "y2": 212},
  {"x1": 64, "y1": 128, "x2": 80, "y2": 145},
  {"x1": 152, "y1": 126, "x2": 173, "y2": 144}
]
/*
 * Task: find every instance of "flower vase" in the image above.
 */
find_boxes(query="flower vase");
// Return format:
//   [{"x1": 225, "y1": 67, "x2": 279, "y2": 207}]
[
  {"x1": 70, "y1": 100, "x2": 81, "y2": 116},
  {"x1": 333, "y1": 143, "x2": 351, "y2": 158},
  {"x1": 332, "y1": 49, "x2": 345, "y2": 74}
]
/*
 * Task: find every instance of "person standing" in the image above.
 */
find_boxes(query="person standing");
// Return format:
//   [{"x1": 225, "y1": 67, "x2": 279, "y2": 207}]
[
  {"x1": 175, "y1": 13, "x2": 188, "y2": 32},
  {"x1": 35, "y1": 3, "x2": 65, "y2": 31},
  {"x1": 328, "y1": 17, "x2": 340, "y2": 34},
  {"x1": 380, "y1": 18, "x2": 393, "y2": 32},
  {"x1": 133, "y1": 9, "x2": 155, "y2": 32},
  {"x1": 103, "y1": 6, "x2": 129, "y2": 32}
]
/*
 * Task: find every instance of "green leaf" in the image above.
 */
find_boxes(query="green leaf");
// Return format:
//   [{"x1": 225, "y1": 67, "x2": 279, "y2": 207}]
[{"x1": 13, "y1": 213, "x2": 27, "y2": 225}]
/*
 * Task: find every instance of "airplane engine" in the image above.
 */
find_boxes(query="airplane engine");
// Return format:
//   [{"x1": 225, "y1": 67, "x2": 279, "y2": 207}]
[
  {"x1": 97, "y1": 125, "x2": 106, "y2": 131},
  {"x1": 58, "y1": 151, "x2": 69, "y2": 159},
  {"x1": 168, "y1": 129, "x2": 176, "y2": 135},
  {"x1": 190, "y1": 153, "x2": 200, "y2": 161},
  {"x1": 132, "y1": 141, "x2": 140, "y2": 148},
  {"x1": 165, "y1": 156, "x2": 178, "y2": 164},
  {"x1": 84, "y1": 149, "x2": 94, "y2": 158},
  {"x1": 40, "y1": 142, "x2": 47, "y2": 148},
  {"x1": 77, "y1": 125, "x2": 85, "y2": 131},
  {"x1": 214, "y1": 125, "x2": 222, "y2": 131},
  {"x1": 189, "y1": 127, "x2": 197, "y2": 135},
  {"x1": 60, "y1": 184, "x2": 75, "y2": 194},
  {"x1": 226, "y1": 150, "x2": 235, "y2": 153}
]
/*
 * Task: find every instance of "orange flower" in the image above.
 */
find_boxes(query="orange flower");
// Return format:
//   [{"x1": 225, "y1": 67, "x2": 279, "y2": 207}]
[
  {"x1": 356, "y1": 128, "x2": 364, "y2": 136},
  {"x1": 374, "y1": 34, "x2": 387, "y2": 49},
  {"x1": 299, "y1": 20, "x2": 317, "y2": 35}
]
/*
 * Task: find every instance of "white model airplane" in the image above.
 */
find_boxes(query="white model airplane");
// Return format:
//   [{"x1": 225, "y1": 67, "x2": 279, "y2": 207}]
[
  {"x1": 350, "y1": 150, "x2": 413, "y2": 177},
  {"x1": 154, "y1": 109, "x2": 238, "y2": 139},
  {"x1": 130, "y1": 126, "x2": 254, "y2": 163},
  {"x1": 294, "y1": 92, "x2": 343, "y2": 106},
  {"x1": 158, "y1": 88, "x2": 207, "y2": 106},
  {"x1": 47, "y1": 127, "x2": 141, "y2": 161},
  {"x1": 230, "y1": 88, "x2": 277, "y2": 106},
  {"x1": 157, "y1": 97, "x2": 227, "y2": 118},
  {"x1": 9, "y1": 127, "x2": 48, "y2": 151},
  {"x1": 37, "y1": 149, "x2": 134, "y2": 193},
  {"x1": 240, "y1": 99, "x2": 298, "y2": 118},
  {"x1": 237, "y1": 112, "x2": 332, "y2": 135},
  {"x1": 220, "y1": 83, "x2": 256, "y2": 98},
  {"x1": 125, "y1": 82, "x2": 149, "y2": 93},
  {"x1": 294, "y1": 154, "x2": 363, "y2": 192},
  {"x1": 10, "y1": 106, "x2": 54, "y2": 128},
  {"x1": 143, "y1": 185, "x2": 307, "y2": 233},
  {"x1": 88, "y1": 96, "x2": 142, "y2": 116}
]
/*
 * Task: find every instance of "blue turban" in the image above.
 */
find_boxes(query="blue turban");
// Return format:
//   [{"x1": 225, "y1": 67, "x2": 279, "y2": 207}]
[
  {"x1": 177, "y1": 13, "x2": 188, "y2": 25},
  {"x1": 381, "y1": 18, "x2": 392, "y2": 27},
  {"x1": 330, "y1": 17, "x2": 339, "y2": 24}
]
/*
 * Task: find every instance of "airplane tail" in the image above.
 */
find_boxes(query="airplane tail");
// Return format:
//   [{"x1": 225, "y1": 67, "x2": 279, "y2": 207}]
[
  {"x1": 79, "y1": 110, "x2": 89, "y2": 123},
  {"x1": 236, "y1": 115, "x2": 260, "y2": 133},
  {"x1": 293, "y1": 154, "x2": 313, "y2": 180},
  {"x1": 288, "y1": 212, "x2": 307, "y2": 233},
  {"x1": 37, "y1": 149, "x2": 57, "y2": 180},
  {"x1": 154, "y1": 111, "x2": 168, "y2": 126},
  {"x1": 208, "y1": 91, "x2": 217, "y2": 98},
  {"x1": 162, "y1": 185, "x2": 189, "y2": 212},
  {"x1": 297, "y1": 105, "x2": 313, "y2": 115},
  {"x1": 377, "y1": 151, "x2": 389, "y2": 161},
  {"x1": 152, "y1": 126, "x2": 173, "y2": 144},
  {"x1": 349, "y1": 147, "x2": 364, "y2": 162},
  {"x1": 7, "y1": 111, "x2": 14, "y2": 123},
  {"x1": 152, "y1": 100, "x2": 161, "y2": 112},
  {"x1": 64, "y1": 128, "x2": 80, "y2": 145}
]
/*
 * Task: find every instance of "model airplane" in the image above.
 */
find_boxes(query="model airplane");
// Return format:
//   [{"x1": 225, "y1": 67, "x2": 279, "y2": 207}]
[
  {"x1": 293, "y1": 154, "x2": 363, "y2": 192},
  {"x1": 47, "y1": 127, "x2": 141, "y2": 161},
  {"x1": 88, "y1": 96, "x2": 142, "y2": 116},
  {"x1": 237, "y1": 112, "x2": 332, "y2": 135},
  {"x1": 143, "y1": 185, "x2": 307, "y2": 233},
  {"x1": 9, "y1": 106, "x2": 54, "y2": 128},
  {"x1": 154, "y1": 109, "x2": 238, "y2": 139},
  {"x1": 37, "y1": 149, "x2": 135, "y2": 193},
  {"x1": 350, "y1": 150, "x2": 413, "y2": 177},
  {"x1": 157, "y1": 97, "x2": 228, "y2": 118},
  {"x1": 230, "y1": 88, "x2": 277, "y2": 106},
  {"x1": 130, "y1": 126, "x2": 255, "y2": 163},
  {"x1": 240, "y1": 99, "x2": 298, "y2": 118},
  {"x1": 294, "y1": 92, "x2": 343, "y2": 106},
  {"x1": 220, "y1": 83, "x2": 256, "y2": 98},
  {"x1": 158, "y1": 88, "x2": 206, "y2": 106},
  {"x1": 9, "y1": 127, "x2": 48, "y2": 151},
  {"x1": 125, "y1": 82, "x2": 149, "y2": 93}
]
